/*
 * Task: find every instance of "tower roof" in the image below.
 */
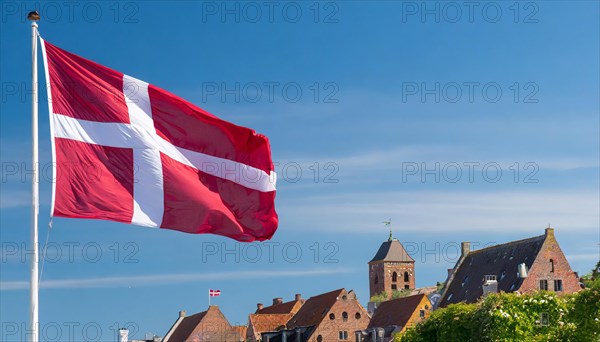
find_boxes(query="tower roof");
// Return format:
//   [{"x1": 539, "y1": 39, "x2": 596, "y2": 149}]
[{"x1": 369, "y1": 239, "x2": 414, "y2": 263}]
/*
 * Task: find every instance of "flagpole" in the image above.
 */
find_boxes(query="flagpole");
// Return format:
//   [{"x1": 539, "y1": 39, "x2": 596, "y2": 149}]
[{"x1": 28, "y1": 11, "x2": 40, "y2": 342}]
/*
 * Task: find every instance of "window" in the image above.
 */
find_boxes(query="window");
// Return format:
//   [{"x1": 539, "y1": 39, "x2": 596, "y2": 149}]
[
  {"x1": 391, "y1": 284, "x2": 397, "y2": 290},
  {"x1": 317, "y1": 335, "x2": 323, "y2": 342},
  {"x1": 342, "y1": 312, "x2": 348, "y2": 322},
  {"x1": 338, "y1": 331, "x2": 348, "y2": 340},
  {"x1": 462, "y1": 275, "x2": 469, "y2": 287},
  {"x1": 392, "y1": 272, "x2": 398, "y2": 282},
  {"x1": 404, "y1": 285, "x2": 410, "y2": 290},
  {"x1": 329, "y1": 313, "x2": 335, "y2": 320},
  {"x1": 500, "y1": 271, "x2": 506, "y2": 280},
  {"x1": 374, "y1": 275, "x2": 378, "y2": 285},
  {"x1": 550, "y1": 259, "x2": 555, "y2": 272},
  {"x1": 539, "y1": 279, "x2": 548, "y2": 291},
  {"x1": 355, "y1": 312, "x2": 361, "y2": 319},
  {"x1": 554, "y1": 279, "x2": 563, "y2": 292},
  {"x1": 404, "y1": 271, "x2": 410, "y2": 282},
  {"x1": 419, "y1": 310, "x2": 425, "y2": 318}
]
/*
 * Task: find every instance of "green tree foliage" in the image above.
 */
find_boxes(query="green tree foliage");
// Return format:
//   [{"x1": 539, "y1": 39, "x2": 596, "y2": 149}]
[
  {"x1": 396, "y1": 284, "x2": 600, "y2": 342},
  {"x1": 370, "y1": 291, "x2": 389, "y2": 304}
]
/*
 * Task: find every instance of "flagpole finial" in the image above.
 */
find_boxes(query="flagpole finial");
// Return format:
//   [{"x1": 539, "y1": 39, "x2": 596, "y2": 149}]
[{"x1": 28, "y1": 11, "x2": 40, "y2": 21}]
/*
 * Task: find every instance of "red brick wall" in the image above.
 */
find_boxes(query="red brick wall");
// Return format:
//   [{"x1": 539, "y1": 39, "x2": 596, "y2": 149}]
[
  {"x1": 518, "y1": 229, "x2": 580, "y2": 295},
  {"x1": 187, "y1": 307, "x2": 240, "y2": 342},
  {"x1": 369, "y1": 262, "x2": 415, "y2": 298},
  {"x1": 310, "y1": 291, "x2": 370, "y2": 342}
]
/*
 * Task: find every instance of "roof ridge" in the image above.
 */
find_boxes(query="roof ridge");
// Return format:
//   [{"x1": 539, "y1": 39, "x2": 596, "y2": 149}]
[
  {"x1": 468, "y1": 234, "x2": 545, "y2": 255},
  {"x1": 307, "y1": 288, "x2": 344, "y2": 300}
]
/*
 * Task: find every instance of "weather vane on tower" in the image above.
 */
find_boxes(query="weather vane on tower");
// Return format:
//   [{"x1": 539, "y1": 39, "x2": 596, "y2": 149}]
[{"x1": 383, "y1": 219, "x2": 392, "y2": 241}]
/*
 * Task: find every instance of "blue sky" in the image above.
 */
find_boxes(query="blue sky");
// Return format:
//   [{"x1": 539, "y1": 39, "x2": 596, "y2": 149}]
[{"x1": 1, "y1": 1, "x2": 599, "y2": 340}]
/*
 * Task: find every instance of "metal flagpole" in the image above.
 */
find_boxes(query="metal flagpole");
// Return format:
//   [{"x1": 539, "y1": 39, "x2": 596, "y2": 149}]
[
  {"x1": 28, "y1": 10, "x2": 40, "y2": 342},
  {"x1": 208, "y1": 290, "x2": 211, "y2": 306}
]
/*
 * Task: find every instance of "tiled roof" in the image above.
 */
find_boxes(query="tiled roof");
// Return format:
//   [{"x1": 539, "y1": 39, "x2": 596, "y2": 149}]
[
  {"x1": 256, "y1": 300, "x2": 303, "y2": 315},
  {"x1": 166, "y1": 311, "x2": 207, "y2": 341},
  {"x1": 249, "y1": 314, "x2": 292, "y2": 335},
  {"x1": 439, "y1": 233, "x2": 547, "y2": 307},
  {"x1": 370, "y1": 239, "x2": 415, "y2": 263},
  {"x1": 232, "y1": 325, "x2": 247, "y2": 340},
  {"x1": 368, "y1": 294, "x2": 428, "y2": 329},
  {"x1": 286, "y1": 289, "x2": 344, "y2": 328}
]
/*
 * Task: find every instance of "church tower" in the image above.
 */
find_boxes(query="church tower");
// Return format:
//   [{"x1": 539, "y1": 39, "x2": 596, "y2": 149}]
[{"x1": 368, "y1": 222, "x2": 415, "y2": 298}]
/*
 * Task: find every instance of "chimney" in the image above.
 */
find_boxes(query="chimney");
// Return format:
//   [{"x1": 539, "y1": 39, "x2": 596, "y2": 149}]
[
  {"x1": 461, "y1": 242, "x2": 471, "y2": 259},
  {"x1": 118, "y1": 328, "x2": 129, "y2": 342},
  {"x1": 273, "y1": 298, "x2": 283, "y2": 305},
  {"x1": 179, "y1": 310, "x2": 186, "y2": 318},
  {"x1": 257, "y1": 303, "x2": 264, "y2": 311},
  {"x1": 545, "y1": 227, "x2": 555, "y2": 237},
  {"x1": 295, "y1": 293, "x2": 302, "y2": 301}
]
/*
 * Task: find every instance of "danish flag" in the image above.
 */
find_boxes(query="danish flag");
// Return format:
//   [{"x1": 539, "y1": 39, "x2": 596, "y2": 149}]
[
  {"x1": 209, "y1": 289, "x2": 221, "y2": 297},
  {"x1": 40, "y1": 39, "x2": 278, "y2": 242}
]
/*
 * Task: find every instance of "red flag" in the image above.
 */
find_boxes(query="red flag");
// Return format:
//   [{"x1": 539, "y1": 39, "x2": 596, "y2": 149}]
[
  {"x1": 209, "y1": 289, "x2": 221, "y2": 297},
  {"x1": 40, "y1": 39, "x2": 278, "y2": 242}
]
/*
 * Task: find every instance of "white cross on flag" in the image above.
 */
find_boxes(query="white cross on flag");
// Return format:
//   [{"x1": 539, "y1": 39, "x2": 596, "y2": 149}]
[
  {"x1": 40, "y1": 39, "x2": 278, "y2": 242},
  {"x1": 209, "y1": 289, "x2": 221, "y2": 297}
]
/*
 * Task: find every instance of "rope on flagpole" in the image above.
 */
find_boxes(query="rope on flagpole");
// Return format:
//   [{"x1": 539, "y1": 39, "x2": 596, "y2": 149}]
[{"x1": 39, "y1": 219, "x2": 52, "y2": 283}]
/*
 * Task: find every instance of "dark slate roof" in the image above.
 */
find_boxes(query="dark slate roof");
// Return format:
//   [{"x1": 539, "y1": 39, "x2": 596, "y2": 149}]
[
  {"x1": 286, "y1": 289, "x2": 344, "y2": 328},
  {"x1": 370, "y1": 239, "x2": 415, "y2": 263},
  {"x1": 167, "y1": 311, "x2": 207, "y2": 341},
  {"x1": 256, "y1": 299, "x2": 303, "y2": 314},
  {"x1": 439, "y1": 234, "x2": 547, "y2": 308},
  {"x1": 368, "y1": 294, "x2": 429, "y2": 329},
  {"x1": 261, "y1": 326, "x2": 316, "y2": 342}
]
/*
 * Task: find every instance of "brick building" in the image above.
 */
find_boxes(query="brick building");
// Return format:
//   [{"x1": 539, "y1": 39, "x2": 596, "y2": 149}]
[
  {"x1": 356, "y1": 294, "x2": 432, "y2": 341},
  {"x1": 247, "y1": 295, "x2": 304, "y2": 341},
  {"x1": 163, "y1": 306, "x2": 243, "y2": 341},
  {"x1": 263, "y1": 288, "x2": 370, "y2": 341},
  {"x1": 439, "y1": 227, "x2": 581, "y2": 308},
  {"x1": 369, "y1": 232, "x2": 416, "y2": 298}
]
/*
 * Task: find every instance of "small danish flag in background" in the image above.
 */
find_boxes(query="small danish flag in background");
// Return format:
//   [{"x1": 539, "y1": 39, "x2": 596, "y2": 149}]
[
  {"x1": 209, "y1": 289, "x2": 221, "y2": 297},
  {"x1": 40, "y1": 39, "x2": 278, "y2": 242}
]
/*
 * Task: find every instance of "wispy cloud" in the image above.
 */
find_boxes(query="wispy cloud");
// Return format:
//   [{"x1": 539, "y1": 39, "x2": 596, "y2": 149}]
[
  {"x1": 0, "y1": 268, "x2": 357, "y2": 291},
  {"x1": 279, "y1": 190, "x2": 600, "y2": 234},
  {"x1": 0, "y1": 190, "x2": 31, "y2": 209},
  {"x1": 278, "y1": 145, "x2": 599, "y2": 175}
]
